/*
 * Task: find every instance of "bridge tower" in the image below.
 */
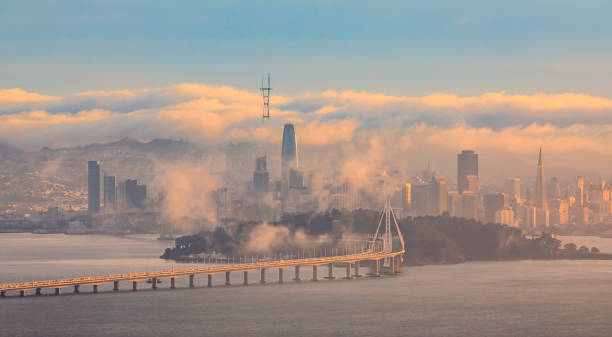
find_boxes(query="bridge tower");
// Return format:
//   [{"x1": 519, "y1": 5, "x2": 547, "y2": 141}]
[{"x1": 371, "y1": 198, "x2": 405, "y2": 267}]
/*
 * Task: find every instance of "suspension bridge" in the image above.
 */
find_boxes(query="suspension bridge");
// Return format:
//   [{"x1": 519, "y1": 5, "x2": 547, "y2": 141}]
[{"x1": 0, "y1": 200, "x2": 405, "y2": 298}]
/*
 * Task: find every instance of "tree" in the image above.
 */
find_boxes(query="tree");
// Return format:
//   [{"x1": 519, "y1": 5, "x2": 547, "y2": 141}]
[
  {"x1": 563, "y1": 243, "x2": 577, "y2": 252},
  {"x1": 591, "y1": 247, "x2": 600, "y2": 254},
  {"x1": 578, "y1": 246, "x2": 590, "y2": 254}
]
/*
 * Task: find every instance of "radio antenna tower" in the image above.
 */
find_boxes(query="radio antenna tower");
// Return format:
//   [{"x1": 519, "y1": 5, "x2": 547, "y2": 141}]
[{"x1": 260, "y1": 74, "x2": 272, "y2": 119}]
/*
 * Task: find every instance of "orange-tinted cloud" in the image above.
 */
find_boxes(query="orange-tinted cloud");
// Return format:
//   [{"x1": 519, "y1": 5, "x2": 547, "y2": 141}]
[{"x1": 0, "y1": 88, "x2": 62, "y2": 106}]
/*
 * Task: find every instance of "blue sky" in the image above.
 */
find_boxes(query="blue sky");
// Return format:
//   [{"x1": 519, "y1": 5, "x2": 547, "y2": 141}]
[{"x1": 2, "y1": 0, "x2": 611, "y2": 96}]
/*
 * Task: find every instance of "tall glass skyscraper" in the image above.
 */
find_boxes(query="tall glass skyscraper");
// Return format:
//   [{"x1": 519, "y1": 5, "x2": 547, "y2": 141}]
[
  {"x1": 281, "y1": 123, "x2": 298, "y2": 173},
  {"x1": 457, "y1": 150, "x2": 478, "y2": 193},
  {"x1": 88, "y1": 161, "x2": 100, "y2": 213}
]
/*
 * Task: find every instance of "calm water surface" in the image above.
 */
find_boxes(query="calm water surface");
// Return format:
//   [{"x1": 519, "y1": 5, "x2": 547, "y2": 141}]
[{"x1": 1, "y1": 233, "x2": 612, "y2": 337}]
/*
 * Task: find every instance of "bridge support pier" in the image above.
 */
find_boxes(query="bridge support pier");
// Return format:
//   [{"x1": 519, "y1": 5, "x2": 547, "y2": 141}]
[
  {"x1": 391, "y1": 257, "x2": 396, "y2": 274},
  {"x1": 243, "y1": 271, "x2": 249, "y2": 285},
  {"x1": 369, "y1": 260, "x2": 381, "y2": 277},
  {"x1": 151, "y1": 278, "x2": 158, "y2": 290},
  {"x1": 170, "y1": 278, "x2": 176, "y2": 289},
  {"x1": 395, "y1": 256, "x2": 401, "y2": 274},
  {"x1": 278, "y1": 268, "x2": 284, "y2": 283},
  {"x1": 113, "y1": 281, "x2": 119, "y2": 291},
  {"x1": 132, "y1": 281, "x2": 138, "y2": 291},
  {"x1": 354, "y1": 261, "x2": 361, "y2": 278},
  {"x1": 260, "y1": 269, "x2": 266, "y2": 284},
  {"x1": 293, "y1": 266, "x2": 302, "y2": 281},
  {"x1": 20, "y1": 290, "x2": 25, "y2": 297},
  {"x1": 326, "y1": 263, "x2": 335, "y2": 280},
  {"x1": 189, "y1": 274, "x2": 195, "y2": 288},
  {"x1": 74, "y1": 285, "x2": 80, "y2": 294},
  {"x1": 207, "y1": 275, "x2": 213, "y2": 288},
  {"x1": 312, "y1": 265, "x2": 318, "y2": 281},
  {"x1": 1, "y1": 290, "x2": 6, "y2": 297},
  {"x1": 35, "y1": 288, "x2": 41, "y2": 296},
  {"x1": 225, "y1": 272, "x2": 231, "y2": 286},
  {"x1": 54, "y1": 288, "x2": 60, "y2": 296},
  {"x1": 93, "y1": 285, "x2": 99, "y2": 293},
  {"x1": 343, "y1": 263, "x2": 352, "y2": 279}
]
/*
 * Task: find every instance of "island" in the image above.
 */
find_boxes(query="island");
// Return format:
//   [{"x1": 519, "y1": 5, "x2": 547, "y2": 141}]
[{"x1": 161, "y1": 210, "x2": 612, "y2": 265}]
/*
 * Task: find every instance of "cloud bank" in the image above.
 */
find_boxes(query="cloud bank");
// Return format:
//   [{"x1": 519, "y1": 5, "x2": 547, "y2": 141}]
[{"x1": 2, "y1": 84, "x2": 612, "y2": 180}]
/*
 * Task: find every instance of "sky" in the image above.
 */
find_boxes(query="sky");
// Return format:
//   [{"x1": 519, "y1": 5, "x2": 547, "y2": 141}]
[{"x1": 1, "y1": 1, "x2": 612, "y2": 182}]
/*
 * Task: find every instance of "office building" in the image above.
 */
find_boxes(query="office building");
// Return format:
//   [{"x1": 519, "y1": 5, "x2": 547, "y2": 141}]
[
  {"x1": 88, "y1": 161, "x2": 100, "y2": 213},
  {"x1": 457, "y1": 150, "x2": 478, "y2": 193},
  {"x1": 534, "y1": 148, "x2": 548, "y2": 210},
  {"x1": 504, "y1": 178, "x2": 521, "y2": 204},
  {"x1": 103, "y1": 175, "x2": 116, "y2": 210},
  {"x1": 428, "y1": 176, "x2": 447, "y2": 215},
  {"x1": 483, "y1": 193, "x2": 509, "y2": 224},
  {"x1": 253, "y1": 155, "x2": 270, "y2": 196}
]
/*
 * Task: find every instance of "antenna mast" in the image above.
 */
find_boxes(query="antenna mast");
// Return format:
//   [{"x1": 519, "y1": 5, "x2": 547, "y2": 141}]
[{"x1": 260, "y1": 74, "x2": 272, "y2": 119}]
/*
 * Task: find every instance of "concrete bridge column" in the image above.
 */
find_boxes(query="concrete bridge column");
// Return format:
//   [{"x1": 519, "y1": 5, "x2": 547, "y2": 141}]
[
  {"x1": 260, "y1": 269, "x2": 266, "y2": 284},
  {"x1": 326, "y1": 263, "x2": 335, "y2": 280},
  {"x1": 344, "y1": 263, "x2": 352, "y2": 279},
  {"x1": 278, "y1": 268, "x2": 284, "y2": 283},
  {"x1": 1, "y1": 290, "x2": 6, "y2": 297},
  {"x1": 207, "y1": 275, "x2": 213, "y2": 288},
  {"x1": 391, "y1": 257, "x2": 396, "y2": 274},
  {"x1": 225, "y1": 272, "x2": 231, "y2": 286},
  {"x1": 395, "y1": 256, "x2": 401, "y2": 274},
  {"x1": 93, "y1": 285, "x2": 99, "y2": 293},
  {"x1": 189, "y1": 274, "x2": 195, "y2": 288},
  {"x1": 54, "y1": 288, "x2": 60, "y2": 296},
  {"x1": 132, "y1": 281, "x2": 138, "y2": 291},
  {"x1": 35, "y1": 288, "x2": 42, "y2": 296},
  {"x1": 170, "y1": 278, "x2": 176, "y2": 289},
  {"x1": 243, "y1": 271, "x2": 249, "y2": 286},
  {"x1": 152, "y1": 278, "x2": 158, "y2": 289},
  {"x1": 73, "y1": 285, "x2": 80, "y2": 294},
  {"x1": 113, "y1": 281, "x2": 119, "y2": 291},
  {"x1": 312, "y1": 265, "x2": 318, "y2": 281},
  {"x1": 20, "y1": 290, "x2": 25, "y2": 297},
  {"x1": 294, "y1": 265, "x2": 302, "y2": 281},
  {"x1": 354, "y1": 261, "x2": 361, "y2": 278}
]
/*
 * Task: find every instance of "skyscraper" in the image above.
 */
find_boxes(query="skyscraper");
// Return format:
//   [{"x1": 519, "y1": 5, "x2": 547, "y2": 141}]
[
  {"x1": 534, "y1": 148, "x2": 548, "y2": 210},
  {"x1": 103, "y1": 175, "x2": 116, "y2": 210},
  {"x1": 428, "y1": 176, "x2": 447, "y2": 215},
  {"x1": 457, "y1": 150, "x2": 478, "y2": 193},
  {"x1": 577, "y1": 176, "x2": 584, "y2": 206},
  {"x1": 125, "y1": 179, "x2": 146, "y2": 209},
  {"x1": 88, "y1": 161, "x2": 100, "y2": 213},
  {"x1": 281, "y1": 124, "x2": 298, "y2": 174},
  {"x1": 504, "y1": 178, "x2": 521, "y2": 203},
  {"x1": 253, "y1": 155, "x2": 270, "y2": 196},
  {"x1": 483, "y1": 193, "x2": 509, "y2": 224}
]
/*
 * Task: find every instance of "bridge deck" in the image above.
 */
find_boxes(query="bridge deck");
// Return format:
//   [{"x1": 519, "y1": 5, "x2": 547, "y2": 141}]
[{"x1": 0, "y1": 251, "x2": 403, "y2": 292}]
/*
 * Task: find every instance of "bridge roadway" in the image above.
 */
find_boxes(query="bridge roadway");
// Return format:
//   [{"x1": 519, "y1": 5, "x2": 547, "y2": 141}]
[{"x1": 0, "y1": 250, "x2": 404, "y2": 297}]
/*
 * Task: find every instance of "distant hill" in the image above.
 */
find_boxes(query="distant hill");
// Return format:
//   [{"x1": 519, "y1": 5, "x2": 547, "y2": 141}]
[{"x1": 0, "y1": 142, "x2": 24, "y2": 155}]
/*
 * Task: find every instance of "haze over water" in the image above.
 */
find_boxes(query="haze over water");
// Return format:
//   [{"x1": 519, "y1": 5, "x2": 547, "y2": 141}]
[{"x1": 2, "y1": 234, "x2": 612, "y2": 337}]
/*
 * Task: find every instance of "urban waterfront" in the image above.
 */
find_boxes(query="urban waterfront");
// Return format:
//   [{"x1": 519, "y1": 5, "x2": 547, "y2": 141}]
[{"x1": 1, "y1": 234, "x2": 612, "y2": 337}]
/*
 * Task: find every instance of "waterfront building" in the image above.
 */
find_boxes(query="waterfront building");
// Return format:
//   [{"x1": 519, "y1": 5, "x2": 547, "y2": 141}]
[{"x1": 411, "y1": 183, "x2": 429, "y2": 216}]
